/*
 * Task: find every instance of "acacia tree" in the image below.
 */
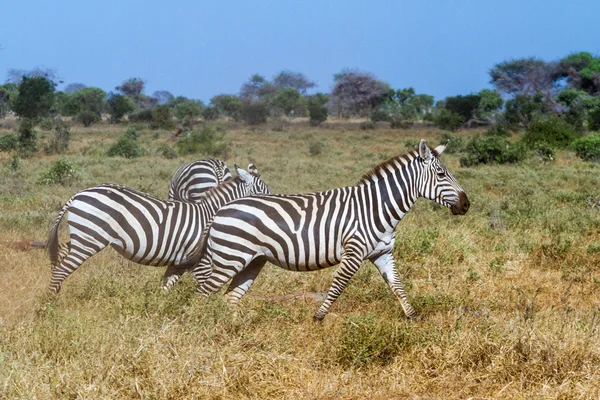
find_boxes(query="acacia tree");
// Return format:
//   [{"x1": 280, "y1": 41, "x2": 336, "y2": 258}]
[
  {"x1": 64, "y1": 83, "x2": 87, "y2": 93},
  {"x1": 329, "y1": 71, "x2": 390, "y2": 117},
  {"x1": 273, "y1": 70, "x2": 316, "y2": 94},
  {"x1": 116, "y1": 78, "x2": 145, "y2": 96},
  {"x1": 153, "y1": 90, "x2": 174, "y2": 105},
  {"x1": 559, "y1": 52, "x2": 600, "y2": 95}
]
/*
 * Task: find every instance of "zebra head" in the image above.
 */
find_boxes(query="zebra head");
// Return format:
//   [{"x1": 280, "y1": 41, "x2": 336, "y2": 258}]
[
  {"x1": 235, "y1": 164, "x2": 272, "y2": 195},
  {"x1": 417, "y1": 139, "x2": 469, "y2": 215}
]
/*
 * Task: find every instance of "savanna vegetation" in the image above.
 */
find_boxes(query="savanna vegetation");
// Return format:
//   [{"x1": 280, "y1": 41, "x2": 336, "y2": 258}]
[{"x1": 0, "y1": 52, "x2": 600, "y2": 398}]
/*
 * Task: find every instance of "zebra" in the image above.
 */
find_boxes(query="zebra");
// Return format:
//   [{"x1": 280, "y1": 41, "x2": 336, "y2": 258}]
[
  {"x1": 47, "y1": 165, "x2": 271, "y2": 294},
  {"x1": 193, "y1": 139, "x2": 470, "y2": 321},
  {"x1": 51, "y1": 158, "x2": 234, "y2": 265},
  {"x1": 168, "y1": 158, "x2": 233, "y2": 202}
]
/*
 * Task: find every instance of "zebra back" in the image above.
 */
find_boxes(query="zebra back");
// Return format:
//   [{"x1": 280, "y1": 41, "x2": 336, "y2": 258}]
[{"x1": 168, "y1": 158, "x2": 232, "y2": 202}]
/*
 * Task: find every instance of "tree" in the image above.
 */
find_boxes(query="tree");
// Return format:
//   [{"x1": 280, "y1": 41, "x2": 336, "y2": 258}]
[
  {"x1": 490, "y1": 58, "x2": 561, "y2": 98},
  {"x1": 329, "y1": 71, "x2": 390, "y2": 117},
  {"x1": 474, "y1": 89, "x2": 504, "y2": 123},
  {"x1": 444, "y1": 94, "x2": 481, "y2": 122},
  {"x1": 240, "y1": 74, "x2": 278, "y2": 101},
  {"x1": 271, "y1": 88, "x2": 305, "y2": 117},
  {"x1": 106, "y1": 92, "x2": 135, "y2": 123},
  {"x1": 7, "y1": 67, "x2": 61, "y2": 85},
  {"x1": 272, "y1": 70, "x2": 316, "y2": 94},
  {"x1": 503, "y1": 93, "x2": 550, "y2": 129},
  {"x1": 410, "y1": 94, "x2": 435, "y2": 115},
  {"x1": 559, "y1": 52, "x2": 600, "y2": 95},
  {"x1": 210, "y1": 94, "x2": 243, "y2": 120},
  {"x1": 241, "y1": 101, "x2": 268, "y2": 125},
  {"x1": 12, "y1": 76, "x2": 55, "y2": 119},
  {"x1": 0, "y1": 85, "x2": 15, "y2": 117},
  {"x1": 308, "y1": 93, "x2": 329, "y2": 126},
  {"x1": 153, "y1": 90, "x2": 174, "y2": 105},
  {"x1": 171, "y1": 97, "x2": 204, "y2": 127},
  {"x1": 73, "y1": 87, "x2": 106, "y2": 115},
  {"x1": 116, "y1": 77, "x2": 145, "y2": 97},
  {"x1": 64, "y1": 83, "x2": 87, "y2": 93}
]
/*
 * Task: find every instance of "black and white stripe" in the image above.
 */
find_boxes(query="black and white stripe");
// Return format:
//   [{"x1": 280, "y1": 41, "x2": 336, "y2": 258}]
[
  {"x1": 169, "y1": 158, "x2": 232, "y2": 202},
  {"x1": 194, "y1": 140, "x2": 470, "y2": 320},
  {"x1": 47, "y1": 165, "x2": 271, "y2": 294}
]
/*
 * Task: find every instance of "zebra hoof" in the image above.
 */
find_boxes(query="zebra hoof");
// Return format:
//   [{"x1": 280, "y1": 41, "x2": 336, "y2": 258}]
[{"x1": 312, "y1": 313, "x2": 325, "y2": 322}]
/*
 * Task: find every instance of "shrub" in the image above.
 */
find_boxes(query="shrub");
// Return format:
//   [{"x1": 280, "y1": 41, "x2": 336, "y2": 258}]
[
  {"x1": 531, "y1": 142, "x2": 555, "y2": 162},
  {"x1": 522, "y1": 115, "x2": 577, "y2": 149},
  {"x1": 38, "y1": 158, "x2": 78, "y2": 185},
  {"x1": 438, "y1": 131, "x2": 465, "y2": 154},
  {"x1": 45, "y1": 120, "x2": 71, "y2": 155},
  {"x1": 241, "y1": 101, "x2": 268, "y2": 125},
  {"x1": 589, "y1": 107, "x2": 600, "y2": 131},
  {"x1": 172, "y1": 98, "x2": 204, "y2": 127},
  {"x1": 106, "y1": 93, "x2": 135, "y2": 123},
  {"x1": 503, "y1": 93, "x2": 550, "y2": 130},
  {"x1": 106, "y1": 128, "x2": 144, "y2": 158},
  {"x1": 484, "y1": 123, "x2": 510, "y2": 137},
  {"x1": 156, "y1": 144, "x2": 177, "y2": 159},
  {"x1": 175, "y1": 125, "x2": 230, "y2": 158},
  {"x1": 460, "y1": 136, "x2": 528, "y2": 167},
  {"x1": 370, "y1": 109, "x2": 392, "y2": 123},
  {"x1": 308, "y1": 139, "x2": 325, "y2": 156},
  {"x1": 0, "y1": 133, "x2": 18, "y2": 152},
  {"x1": 128, "y1": 109, "x2": 153, "y2": 123},
  {"x1": 360, "y1": 121, "x2": 376, "y2": 130},
  {"x1": 571, "y1": 134, "x2": 600, "y2": 162},
  {"x1": 390, "y1": 117, "x2": 412, "y2": 129},
  {"x1": 17, "y1": 118, "x2": 37, "y2": 156},
  {"x1": 308, "y1": 102, "x2": 328, "y2": 126},
  {"x1": 76, "y1": 110, "x2": 101, "y2": 127},
  {"x1": 150, "y1": 105, "x2": 175, "y2": 130},
  {"x1": 202, "y1": 106, "x2": 219, "y2": 121},
  {"x1": 433, "y1": 109, "x2": 465, "y2": 131}
]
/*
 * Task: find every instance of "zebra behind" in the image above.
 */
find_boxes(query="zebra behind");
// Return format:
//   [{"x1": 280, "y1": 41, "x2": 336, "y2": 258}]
[
  {"x1": 169, "y1": 158, "x2": 233, "y2": 202},
  {"x1": 47, "y1": 165, "x2": 271, "y2": 294},
  {"x1": 194, "y1": 140, "x2": 469, "y2": 321}
]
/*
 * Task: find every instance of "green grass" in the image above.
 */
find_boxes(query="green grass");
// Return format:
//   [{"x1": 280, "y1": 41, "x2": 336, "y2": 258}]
[{"x1": 0, "y1": 118, "x2": 599, "y2": 399}]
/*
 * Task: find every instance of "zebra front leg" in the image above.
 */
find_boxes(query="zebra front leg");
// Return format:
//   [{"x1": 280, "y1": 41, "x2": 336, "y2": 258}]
[
  {"x1": 225, "y1": 257, "x2": 266, "y2": 304},
  {"x1": 313, "y1": 247, "x2": 363, "y2": 322},
  {"x1": 370, "y1": 252, "x2": 417, "y2": 319},
  {"x1": 161, "y1": 264, "x2": 187, "y2": 290}
]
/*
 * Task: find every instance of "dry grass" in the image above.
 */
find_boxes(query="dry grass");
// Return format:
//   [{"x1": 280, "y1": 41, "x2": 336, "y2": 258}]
[{"x1": 0, "y1": 120, "x2": 599, "y2": 399}]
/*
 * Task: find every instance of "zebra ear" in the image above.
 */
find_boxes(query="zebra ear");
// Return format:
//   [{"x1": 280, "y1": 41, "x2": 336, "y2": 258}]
[
  {"x1": 418, "y1": 139, "x2": 432, "y2": 162},
  {"x1": 235, "y1": 164, "x2": 252, "y2": 183},
  {"x1": 248, "y1": 163, "x2": 259, "y2": 176},
  {"x1": 433, "y1": 141, "x2": 448, "y2": 157}
]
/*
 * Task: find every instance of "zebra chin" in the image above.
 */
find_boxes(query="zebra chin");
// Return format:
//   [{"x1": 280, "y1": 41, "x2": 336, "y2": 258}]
[{"x1": 450, "y1": 191, "x2": 470, "y2": 215}]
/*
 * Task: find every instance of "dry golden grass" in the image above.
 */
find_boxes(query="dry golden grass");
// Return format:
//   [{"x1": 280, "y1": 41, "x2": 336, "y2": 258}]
[{"x1": 0, "y1": 120, "x2": 599, "y2": 399}]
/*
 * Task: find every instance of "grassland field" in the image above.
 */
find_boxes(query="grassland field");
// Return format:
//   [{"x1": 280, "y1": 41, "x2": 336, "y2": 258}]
[{"x1": 0, "y1": 119, "x2": 599, "y2": 399}]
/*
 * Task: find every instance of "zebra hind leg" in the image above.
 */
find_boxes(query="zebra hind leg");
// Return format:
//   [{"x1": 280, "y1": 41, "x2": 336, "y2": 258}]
[
  {"x1": 313, "y1": 248, "x2": 363, "y2": 322},
  {"x1": 224, "y1": 257, "x2": 267, "y2": 304},
  {"x1": 196, "y1": 253, "x2": 252, "y2": 297},
  {"x1": 51, "y1": 241, "x2": 71, "y2": 270},
  {"x1": 48, "y1": 238, "x2": 104, "y2": 294}
]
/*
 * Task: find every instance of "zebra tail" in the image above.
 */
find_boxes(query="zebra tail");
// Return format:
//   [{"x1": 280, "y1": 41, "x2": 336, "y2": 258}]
[
  {"x1": 48, "y1": 199, "x2": 71, "y2": 266},
  {"x1": 188, "y1": 216, "x2": 215, "y2": 267}
]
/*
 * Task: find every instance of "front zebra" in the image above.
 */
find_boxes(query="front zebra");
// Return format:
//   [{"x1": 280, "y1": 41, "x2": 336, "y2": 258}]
[
  {"x1": 47, "y1": 165, "x2": 271, "y2": 294},
  {"x1": 195, "y1": 140, "x2": 469, "y2": 321},
  {"x1": 168, "y1": 158, "x2": 233, "y2": 202}
]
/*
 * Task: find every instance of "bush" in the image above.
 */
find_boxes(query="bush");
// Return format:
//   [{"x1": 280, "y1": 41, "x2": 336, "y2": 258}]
[
  {"x1": 38, "y1": 159, "x2": 78, "y2": 185},
  {"x1": 370, "y1": 109, "x2": 392, "y2": 123},
  {"x1": 438, "y1": 131, "x2": 465, "y2": 154},
  {"x1": 460, "y1": 136, "x2": 528, "y2": 167},
  {"x1": 156, "y1": 144, "x2": 177, "y2": 159},
  {"x1": 106, "y1": 128, "x2": 144, "y2": 158},
  {"x1": 390, "y1": 117, "x2": 412, "y2": 129},
  {"x1": 202, "y1": 106, "x2": 219, "y2": 121},
  {"x1": 150, "y1": 105, "x2": 175, "y2": 130},
  {"x1": 0, "y1": 133, "x2": 18, "y2": 152},
  {"x1": 360, "y1": 121, "x2": 376, "y2": 130},
  {"x1": 522, "y1": 115, "x2": 577, "y2": 149},
  {"x1": 571, "y1": 134, "x2": 600, "y2": 162},
  {"x1": 106, "y1": 93, "x2": 135, "y2": 123},
  {"x1": 175, "y1": 126, "x2": 230, "y2": 158},
  {"x1": 589, "y1": 107, "x2": 600, "y2": 131},
  {"x1": 484, "y1": 124, "x2": 510, "y2": 137},
  {"x1": 433, "y1": 109, "x2": 465, "y2": 131},
  {"x1": 45, "y1": 120, "x2": 71, "y2": 155},
  {"x1": 308, "y1": 139, "x2": 325, "y2": 156},
  {"x1": 76, "y1": 110, "x2": 101, "y2": 127},
  {"x1": 128, "y1": 109, "x2": 153, "y2": 123},
  {"x1": 241, "y1": 102, "x2": 268, "y2": 125},
  {"x1": 503, "y1": 93, "x2": 550, "y2": 130},
  {"x1": 17, "y1": 118, "x2": 37, "y2": 156},
  {"x1": 532, "y1": 142, "x2": 555, "y2": 162}
]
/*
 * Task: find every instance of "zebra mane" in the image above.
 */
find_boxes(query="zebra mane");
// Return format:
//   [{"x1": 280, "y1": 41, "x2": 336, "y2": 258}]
[
  {"x1": 193, "y1": 176, "x2": 244, "y2": 201},
  {"x1": 358, "y1": 150, "x2": 419, "y2": 184}
]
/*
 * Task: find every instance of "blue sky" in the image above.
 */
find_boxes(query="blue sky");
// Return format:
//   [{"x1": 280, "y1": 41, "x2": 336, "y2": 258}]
[{"x1": 1, "y1": 0, "x2": 599, "y2": 103}]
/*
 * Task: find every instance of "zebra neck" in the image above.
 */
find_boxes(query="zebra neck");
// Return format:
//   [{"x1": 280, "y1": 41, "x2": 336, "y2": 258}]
[{"x1": 195, "y1": 182, "x2": 243, "y2": 212}]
